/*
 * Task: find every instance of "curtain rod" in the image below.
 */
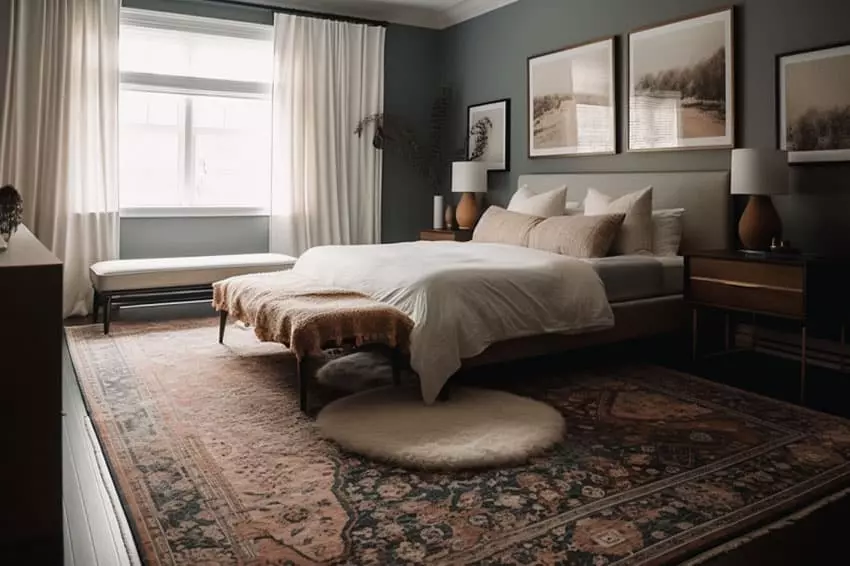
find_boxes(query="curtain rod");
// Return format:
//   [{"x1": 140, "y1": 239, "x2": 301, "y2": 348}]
[{"x1": 197, "y1": 0, "x2": 389, "y2": 27}]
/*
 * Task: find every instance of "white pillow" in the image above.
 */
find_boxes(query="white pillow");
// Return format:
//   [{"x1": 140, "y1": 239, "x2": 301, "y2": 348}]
[
  {"x1": 507, "y1": 184, "x2": 567, "y2": 217},
  {"x1": 583, "y1": 186, "x2": 653, "y2": 255},
  {"x1": 652, "y1": 208, "x2": 685, "y2": 256}
]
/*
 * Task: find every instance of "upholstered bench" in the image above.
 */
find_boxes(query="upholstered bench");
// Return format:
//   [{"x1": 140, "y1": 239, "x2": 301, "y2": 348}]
[
  {"x1": 213, "y1": 271, "x2": 413, "y2": 412},
  {"x1": 90, "y1": 253, "x2": 296, "y2": 334}
]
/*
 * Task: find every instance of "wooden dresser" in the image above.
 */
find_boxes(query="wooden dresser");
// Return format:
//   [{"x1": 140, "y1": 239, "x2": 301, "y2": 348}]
[
  {"x1": 420, "y1": 229, "x2": 472, "y2": 242},
  {"x1": 0, "y1": 226, "x2": 63, "y2": 563},
  {"x1": 685, "y1": 249, "x2": 848, "y2": 401}
]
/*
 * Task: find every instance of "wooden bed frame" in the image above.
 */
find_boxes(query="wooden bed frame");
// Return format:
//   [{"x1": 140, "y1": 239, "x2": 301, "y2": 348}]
[{"x1": 460, "y1": 171, "x2": 731, "y2": 369}]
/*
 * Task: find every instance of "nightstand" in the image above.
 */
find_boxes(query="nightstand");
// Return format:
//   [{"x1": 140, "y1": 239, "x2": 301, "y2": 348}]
[
  {"x1": 420, "y1": 229, "x2": 472, "y2": 242},
  {"x1": 685, "y1": 250, "x2": 848, "y2": 401}
]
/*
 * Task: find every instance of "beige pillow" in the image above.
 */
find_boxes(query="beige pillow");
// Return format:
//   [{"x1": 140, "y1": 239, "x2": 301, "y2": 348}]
[
  {"x1": 507, "y1": 184, "x2": 568, "y2": 217},
  {"x1": 584, "y1": 186, "x2": 653, "y2": 255},
  {"x1": 652, "y1": 208, "x2": 685, "y2": 256},
  {"x1": 527, "y1": 213, "x2": 625, "y2": 258},
  {"x1": 472, "y1": 206, "x2": 543, "y2": 247}
]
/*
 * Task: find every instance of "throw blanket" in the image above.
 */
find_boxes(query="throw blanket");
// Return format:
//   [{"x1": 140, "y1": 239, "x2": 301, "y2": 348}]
[
  {"x1": 212, "y1": 272, "x2": 413, "y2": 359},
  {"x1": 294, "y1": 242, "x2": 614, "y2": 403}
]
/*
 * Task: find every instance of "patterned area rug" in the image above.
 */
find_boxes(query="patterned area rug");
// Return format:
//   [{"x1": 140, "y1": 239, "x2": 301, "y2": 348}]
[{"x1": 66, "y1": 318, "x2": 850, "y2": 565}]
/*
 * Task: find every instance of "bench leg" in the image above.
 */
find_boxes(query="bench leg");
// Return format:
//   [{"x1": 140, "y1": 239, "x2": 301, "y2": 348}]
[
  {"x1": 218, "y1": 311, "x2": 228, "y2": 344},
  {"x1": 92, "y1": 288, "x2": 100, "y2": 324},
  {"x1": 391, "y1": 348, "x2": 402, "y2": 386},
  {"x1": 297, "y1": 357, "x2": 308, "y2": 412},
  {"x1": 103, "y1": 295, "x2": 113, "y2": 335}
]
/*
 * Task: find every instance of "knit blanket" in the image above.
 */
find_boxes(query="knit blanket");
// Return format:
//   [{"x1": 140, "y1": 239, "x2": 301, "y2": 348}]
[{"x1": 212, "y1": 271, "x2": 413, "y2": 359}]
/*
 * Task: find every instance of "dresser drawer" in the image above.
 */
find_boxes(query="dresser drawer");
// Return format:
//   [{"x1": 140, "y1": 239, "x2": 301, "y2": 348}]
[
  {"x1": 688, "y1": 277, "x2": 804, "y2": 318},
  {"x1": 689, "y1": 257, "x2": 803, "y2": 291}
]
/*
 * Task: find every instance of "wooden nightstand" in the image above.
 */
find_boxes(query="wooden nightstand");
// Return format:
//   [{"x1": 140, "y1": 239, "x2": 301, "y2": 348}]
[
  {"x1": 685, "y1": 250, "x2": 848, "y2": 401},
  {"x1": 420, "y1": 229, "x2": 472, "y2": 242}
]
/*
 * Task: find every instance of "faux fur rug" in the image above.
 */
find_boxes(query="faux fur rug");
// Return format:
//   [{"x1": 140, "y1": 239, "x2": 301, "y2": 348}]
[
  {"x1": 66, "y1": 317, "x2": 850, "y2": 565},
  {"x1": 316, "y1": 386, "x2": 565, "y2": 470}
]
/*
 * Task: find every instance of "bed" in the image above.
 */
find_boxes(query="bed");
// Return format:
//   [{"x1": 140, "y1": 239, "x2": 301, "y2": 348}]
[{"x1": 294, "y1": 171, "x2": 731, "y2": 402}]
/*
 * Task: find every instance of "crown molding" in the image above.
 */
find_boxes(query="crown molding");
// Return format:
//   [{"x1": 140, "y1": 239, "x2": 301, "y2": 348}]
[{"x1": 441, "y1": 0, "x2": 521, "y2": 28}]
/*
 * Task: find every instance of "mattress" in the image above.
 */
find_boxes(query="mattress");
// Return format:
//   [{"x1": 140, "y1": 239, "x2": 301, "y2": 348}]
[{"x1": 584, "y1": 255, "x2": 684, "y2": 302}]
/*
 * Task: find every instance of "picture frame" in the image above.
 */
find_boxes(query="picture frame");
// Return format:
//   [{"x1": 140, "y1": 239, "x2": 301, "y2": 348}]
[
  {"x1": 527, "y1": 37, "x2": 616, "y2": 158},
  {"x1": 467, "y1": 98, "x2": 510, "y2": 171},
  {"x1": 628, "y1": 8, "x2": 734, "y2": 152},
  {"x1": 777, "y1": 42, "x2": 850, "y2": 164}
]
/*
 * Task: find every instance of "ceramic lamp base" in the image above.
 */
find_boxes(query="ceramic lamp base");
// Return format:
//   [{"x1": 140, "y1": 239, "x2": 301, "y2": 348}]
[
  {"x1": 456, "y1": 192, "x2": 478, "y2": 230},
  {"x1": 738, "y1": 195, "x2": 782, "y2": 251}
]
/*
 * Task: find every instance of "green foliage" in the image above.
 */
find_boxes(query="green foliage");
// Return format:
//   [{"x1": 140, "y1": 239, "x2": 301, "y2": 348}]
[
  {"x1": 787, "y1": 106, "x2": 850, "y2": 151},
  {"x1": 0, "y1": 184, "x2": 23, "y2": 238}
]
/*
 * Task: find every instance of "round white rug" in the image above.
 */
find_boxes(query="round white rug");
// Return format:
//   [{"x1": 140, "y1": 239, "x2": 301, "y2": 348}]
[{"x1": 316, "y1": 386, "x2": 565, "y2": 470}]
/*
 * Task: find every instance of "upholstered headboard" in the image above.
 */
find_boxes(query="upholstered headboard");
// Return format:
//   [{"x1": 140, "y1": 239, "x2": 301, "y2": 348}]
[{"x1": 516, "y1": 171, "x2": 731, "y2": 252}]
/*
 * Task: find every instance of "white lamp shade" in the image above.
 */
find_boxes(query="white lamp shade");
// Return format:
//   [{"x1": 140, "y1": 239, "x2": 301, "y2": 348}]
[
  {"x1": 451, "y1": 161, "x2": 487, "y2": 193},
  {"x1": 730, "y1": 149, "x2": 789, "y2": 196}
]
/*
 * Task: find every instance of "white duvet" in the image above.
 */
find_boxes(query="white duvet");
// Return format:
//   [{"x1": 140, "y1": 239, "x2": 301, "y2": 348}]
[{"x1": 294, "y1": 241, "x2": 613, "y2": 403}]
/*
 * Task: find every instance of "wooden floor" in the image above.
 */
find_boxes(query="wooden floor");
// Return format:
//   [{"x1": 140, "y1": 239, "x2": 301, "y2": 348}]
[{"x1": 63, "y1": 337, "x2": 139, "y2": 566}]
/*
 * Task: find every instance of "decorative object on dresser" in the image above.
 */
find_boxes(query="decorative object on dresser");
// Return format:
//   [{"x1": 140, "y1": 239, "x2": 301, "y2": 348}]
[
  {"x1": 731, "y1": 148, "x2": 789, "y2": 251},
  {"x1": 452, "y1": 161, "x2": 487, "y2": 229},
  {"x1": 0, "y1": 225, "x2": 62, "y2": 562},
  {"x1": 778, "y1": 42, "x2": 850, "y2": 163},
  {"x1": 420, "y1": 228, "x2": 472, "y2": 242},
  {"x1": 444, "y1": 203, "x2": 455, "y2": 230},
  {"x1": 0, "y1": 184, "x2": 23, "y2": 251},
  {"x1": 685, "y1": 250, "x2": 846, "y2": 402},
  {"x1": 628, "y1": 8, "x2": 734, "y2": 151},
  {"x1": 467, "y1": 98, "x2": 509, "y2": 171},
  {"x1": 528, "y1": 37, "x2": 616, "y2": 157}
]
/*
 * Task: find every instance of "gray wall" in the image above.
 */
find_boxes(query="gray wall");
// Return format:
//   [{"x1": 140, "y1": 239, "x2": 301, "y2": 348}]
[
  {"x1": 119, "y1": 0, "x2": 439, "y2": 255},
  {"x1": 442, "y1": 0, "x2": 850, "y2": 255}
]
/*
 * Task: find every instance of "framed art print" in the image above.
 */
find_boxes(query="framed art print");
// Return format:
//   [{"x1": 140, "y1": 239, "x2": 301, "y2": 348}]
[
  {"x1": 778, "y1": 42, "x2": 850, "y2": 163},
  {"x1": 467, "y1": 99, "x2": 510, "y2": 171},
  {"x1": 528, "y1": 37, "x2": 616, "y2": 157},
  {"x1": 628, "y1": 9, "x2": 734, "y2": 151}
]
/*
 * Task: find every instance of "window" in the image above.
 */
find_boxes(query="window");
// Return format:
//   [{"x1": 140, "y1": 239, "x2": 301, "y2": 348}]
[{"x1": 119, "y1": 10, "x2": 273, "y2": 215}]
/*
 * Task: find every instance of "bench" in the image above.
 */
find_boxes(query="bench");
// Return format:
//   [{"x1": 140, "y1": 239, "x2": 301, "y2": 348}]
[
  {"x1": 213, "y1": 271, "x2": 413, "y2": 412},
  {"x1": 90, "y1": 253, "x2": 297, "y2": 334}
]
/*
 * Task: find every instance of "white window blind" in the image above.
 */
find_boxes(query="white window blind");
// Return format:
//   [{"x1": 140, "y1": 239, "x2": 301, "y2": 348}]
[{"x1": 119, "y1": 9, "x2": 273, "y2": 215}]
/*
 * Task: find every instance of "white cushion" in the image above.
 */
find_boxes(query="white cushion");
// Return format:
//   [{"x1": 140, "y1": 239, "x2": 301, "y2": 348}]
[
  {"x1": 90, "y1": 253, "x2": 297, "y2": 292},
  {"x1": 584, "y1": 186, "x2": 653, "y2": 255},
  {"x1": 507, "y1": 184, "x2": 568, "y2": 217},
  {"x1": 652, "y1": 208, "x2": 685, "y2": 256}
]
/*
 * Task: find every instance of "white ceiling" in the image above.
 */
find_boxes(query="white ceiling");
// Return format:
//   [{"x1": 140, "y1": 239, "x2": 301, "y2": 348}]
[{"x1": 256, "y1": 0, "x2": 521, "y2": 29}]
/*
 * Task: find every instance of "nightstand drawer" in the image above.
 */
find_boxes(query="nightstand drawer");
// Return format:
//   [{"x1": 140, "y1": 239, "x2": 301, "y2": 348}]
[
  {"x1": 690, "y1": 258, "x2": 803, "y2": 291},
  {"x1": 420, "y1": 229, "x2": 472, "y2": 242},
  {"x1": 689, "y1": 277, "x2": 804, "y2": 318}
]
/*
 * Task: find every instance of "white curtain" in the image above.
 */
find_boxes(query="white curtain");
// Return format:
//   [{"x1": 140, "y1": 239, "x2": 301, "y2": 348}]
[
  {"x1": 0, "y1": 0, "x2": 120, "y2": 317},
  {"x1": 269, "y1": 14, "x2": 385, "y2": 257}
]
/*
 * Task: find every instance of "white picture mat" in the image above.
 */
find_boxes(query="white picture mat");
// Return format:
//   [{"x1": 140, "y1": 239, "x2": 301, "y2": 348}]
[
  {"x1": 528, "y1": 38, "x2": 616, "y2": 157},
  {"x1": 468, "y1": 100, "x2": 508, "y2": 170},
  {"x1": 779, "y1": 43, "x2": 850, "y2": 163},
  {"x1": 628, "y1": 9, "x2": 734, "y2": 151}
]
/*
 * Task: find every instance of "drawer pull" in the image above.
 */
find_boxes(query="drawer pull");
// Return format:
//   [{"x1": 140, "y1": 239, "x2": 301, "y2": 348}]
[{"x1": 690, "y1": 276, "x2": 802, "y2": 294}]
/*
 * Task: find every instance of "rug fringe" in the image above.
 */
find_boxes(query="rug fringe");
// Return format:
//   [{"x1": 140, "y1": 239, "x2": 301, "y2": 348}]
[{"x1": 680, "y1": 486, "x2": 850, "y2": 566}]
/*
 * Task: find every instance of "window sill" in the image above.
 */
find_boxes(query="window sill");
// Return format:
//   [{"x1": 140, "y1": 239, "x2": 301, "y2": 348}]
[{"x1": 120, "y1": 207, "x2": 270, "y2": 218}]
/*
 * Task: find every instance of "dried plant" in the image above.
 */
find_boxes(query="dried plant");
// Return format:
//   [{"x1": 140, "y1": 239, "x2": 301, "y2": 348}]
[
  {"x1": 0, "y1": 184, "x2": 23, "y2": 240},
  {"x1": 468, "y1": 117, "x2": 493, "y2": 161}
]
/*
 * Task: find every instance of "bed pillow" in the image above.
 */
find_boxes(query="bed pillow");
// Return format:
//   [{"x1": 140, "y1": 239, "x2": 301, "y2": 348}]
[
  {"x1": 584, "y1": 186, "x2": 653, "y2": 255},
  {"x1": 472, "y1": 206, "x2": 544, "y2": 247},
  {"x1": 527, "y1": 213, "x2": 625, "y2": 258},
  {"x1": 652, "y1": 208, "x2": 685, "y2": 256},
  {"x1": 507, "y1": 184, "x2": 568, "y2": 217}
]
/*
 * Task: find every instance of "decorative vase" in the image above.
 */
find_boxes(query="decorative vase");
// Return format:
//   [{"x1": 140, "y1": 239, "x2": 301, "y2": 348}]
[
  {"x1": 0, "y1": 184, "x2": 23, "y2": 252},
  {"x1": 433, "y1": 195, "x2": 444, "y2": 230},
  {"x1": 444, "y1": 204, "x2": 455, "y2": 230}
]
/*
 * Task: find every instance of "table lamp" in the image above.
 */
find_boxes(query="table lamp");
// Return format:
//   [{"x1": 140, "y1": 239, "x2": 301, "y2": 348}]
[
  {"x1": 730, "y1": 149, "x2": 789, "y2": 251},
  {"x1": 452, "y1": 162, "x2": 487, "y2": 229}
]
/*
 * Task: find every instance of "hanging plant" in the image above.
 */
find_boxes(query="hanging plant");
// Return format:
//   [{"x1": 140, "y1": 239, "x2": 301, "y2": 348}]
[{"x1": 0, "y1": 184, "x2": 23, "y2": 243}]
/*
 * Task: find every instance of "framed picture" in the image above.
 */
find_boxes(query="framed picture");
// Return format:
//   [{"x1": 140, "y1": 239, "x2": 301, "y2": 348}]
[
  {"x1": 778, "y1": 42, "x2": 850, "y2": 163},
  {"x1": 628, "y1": 9, "x2": 734, "y2": 152},
  {"x1": 467, "y1": 99, "x2": 510, "y2": 171},
  {"x1": 528, "y1": 37, "x2": 616, "y2": 157}
]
